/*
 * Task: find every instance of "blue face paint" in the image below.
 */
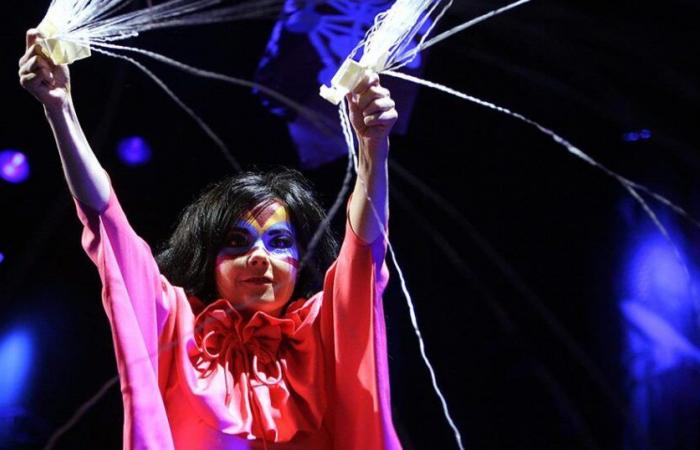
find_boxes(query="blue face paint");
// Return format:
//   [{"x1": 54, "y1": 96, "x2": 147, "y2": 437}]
[{"x1": 220, "y1": 201, "x2": 300, "y2": 267}]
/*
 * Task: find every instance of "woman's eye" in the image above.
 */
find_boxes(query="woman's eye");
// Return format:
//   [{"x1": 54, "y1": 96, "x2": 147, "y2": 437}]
[
  {"x1": 271, "y1": 236, "x2": 294, "y2": 249},
  {"x1": 228, "y1": 233, "x2": 250, "y2": 247}
]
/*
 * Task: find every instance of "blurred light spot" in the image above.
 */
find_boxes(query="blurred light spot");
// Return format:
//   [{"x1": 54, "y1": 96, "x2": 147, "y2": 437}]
[
  {"x1": 0, "y1": 252, "x2": 4, "y2": 264},
  {"x1": 627, "y1": 235, "x2": 689, "y2": 305},
  {"x1": 0, "y1": 150, "x2": 30, "y2": 184},
  {"x1": 623, "y1": 132, "x2": 640, "y2": 142},
  {"x1": 623, "y1": 129, "x2": 652, "y2": 143},
  {"x1": 117, "y1": 136, "x2": 152, "y2": 166},
  {"x1": 0, "y1": 327, "x2": 33, "y2": 407}
]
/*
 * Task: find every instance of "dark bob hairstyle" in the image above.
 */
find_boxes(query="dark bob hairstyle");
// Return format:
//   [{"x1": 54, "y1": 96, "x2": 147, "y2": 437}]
[{"x1": 156, "y1": 168, "x2": 338, "y2": 304}]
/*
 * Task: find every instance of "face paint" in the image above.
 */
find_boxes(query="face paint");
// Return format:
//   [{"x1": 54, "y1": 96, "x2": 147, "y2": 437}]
[
  {"x1": 221, "y1": 199, "x2": 299, "y2": 268},
  {"x1": 215, "y1": 199, "x2": 300, "y2": 315}
]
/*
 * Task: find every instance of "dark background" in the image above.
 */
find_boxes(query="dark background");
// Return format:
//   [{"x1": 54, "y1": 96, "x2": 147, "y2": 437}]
[{"x1": 1, "y1": 1, "x2": 699, "y2": 449}]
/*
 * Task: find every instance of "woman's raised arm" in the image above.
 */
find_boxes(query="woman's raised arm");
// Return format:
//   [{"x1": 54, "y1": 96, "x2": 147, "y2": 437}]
[
  {"x1": 19, "y1": 28, "x2": 110, "y2": 211},
  {"x1": 346, "y1": 72, "x2": 397, "y2": 243}
]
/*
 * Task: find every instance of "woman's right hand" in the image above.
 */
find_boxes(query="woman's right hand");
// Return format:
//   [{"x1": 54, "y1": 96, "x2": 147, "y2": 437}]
[{"x1": 18, "y1": 29, "x2": 71, "y2": 112}]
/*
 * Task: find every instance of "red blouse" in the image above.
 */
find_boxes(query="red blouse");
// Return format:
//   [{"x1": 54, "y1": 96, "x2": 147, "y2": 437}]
[{"x1": 75, "y1": 185, "x2": 401, "y2": 450}]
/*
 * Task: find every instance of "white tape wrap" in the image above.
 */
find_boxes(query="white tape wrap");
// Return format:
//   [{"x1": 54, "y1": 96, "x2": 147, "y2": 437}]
[
  {"x1": 37, "y1": 18, "x2": 91, "y2": 65},
  {"x1": 319, "y1": 58, "x2": 365, "y2": 105}
]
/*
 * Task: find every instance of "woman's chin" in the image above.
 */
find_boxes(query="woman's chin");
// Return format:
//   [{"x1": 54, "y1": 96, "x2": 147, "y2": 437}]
[{"x1": 238, "y1": 295, "x2": 286, "y2": 316}]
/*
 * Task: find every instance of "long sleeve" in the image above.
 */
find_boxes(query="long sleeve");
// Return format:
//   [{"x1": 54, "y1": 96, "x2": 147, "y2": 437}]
[
  {"x1": 319, "y1": 216, "x2": 401, "y2": 450},
  {"x1": 75, "y1": 185, "x2": 176, "y2": 450}
]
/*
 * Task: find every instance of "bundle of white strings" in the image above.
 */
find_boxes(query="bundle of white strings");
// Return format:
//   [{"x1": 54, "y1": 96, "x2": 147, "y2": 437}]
[
  {"x1": 356, "y1": 0, "x2": 451, "y2": 71},
  {"x1": 38, "y1": 0, "x2": 282, "y2": 63}
]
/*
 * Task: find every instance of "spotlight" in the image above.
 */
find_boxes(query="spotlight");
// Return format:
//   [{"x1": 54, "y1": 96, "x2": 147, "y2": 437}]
[
  {"x1": 0, "y1": 327, "x2": 33, "y2": 408},
  {"x1": 117, "y1": 136, "x2": 152, "y2": 166},
  {"x1": 623, "y1": 129, "x2": 652, "y2": 142},
  {"x1": 623, "y1": 132, "x2": 640, "y2": 142},
  {"x1": 0, "y1": 150, "x2": 30, "y2": 184}
]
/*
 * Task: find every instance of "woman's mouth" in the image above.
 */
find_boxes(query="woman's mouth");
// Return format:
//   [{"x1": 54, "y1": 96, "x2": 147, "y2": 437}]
[{"x1": 243, "y1": 277, "x2": 273, "y2": 285}]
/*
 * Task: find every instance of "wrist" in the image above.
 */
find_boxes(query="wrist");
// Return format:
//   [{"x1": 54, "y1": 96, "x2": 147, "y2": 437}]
[
  {"x1": 44, "y1": 95, "x2": 74, "y2": 122},
  {"x1": 359, "y1": 136, "x2": 389, "y2": 160},
  {"x1": 357, "y1": 144, "x2": 388, "y2": 179}
]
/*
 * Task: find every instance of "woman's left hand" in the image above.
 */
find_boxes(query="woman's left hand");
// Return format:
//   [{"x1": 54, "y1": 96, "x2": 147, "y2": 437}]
[{"x1": 347, "y1": 72, "x2": 398, "y2": 159}]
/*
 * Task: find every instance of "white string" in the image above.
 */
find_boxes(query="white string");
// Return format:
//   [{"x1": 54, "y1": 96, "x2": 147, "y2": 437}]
[
  {"x1": 381, "y1": 69, "x2": 700, "y2": 338},
  {"x1": 338, "y1": 99, "x2": 466, "y2": 450},
  {"x1": 382, "y1": 70, "x2": 700, "y2": 235},
  {"x1": 84, "y1": 41, "x2": 336, "y2": 136},
  {"x1": 42, "y1": 0, "x2": 283, "y2": 44},
  {"x1": 398, "y1": 0, "x2": 533, "y2": 64},
  {"x1": 350, "y1": 0, "x2": 453, "y2": 72},
  {"x1": 339, "y1": 98, "x2": 359, "y2": 172},
  {"x1": 92, "y1": 46, "x2": 243, "y2": 171},
  {"x1": 298, "y1": 104, "x2": 356, "y2": 273}
]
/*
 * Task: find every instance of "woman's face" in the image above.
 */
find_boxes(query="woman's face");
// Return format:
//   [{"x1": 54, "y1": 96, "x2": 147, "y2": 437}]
[{"x1": 214, "y1": 199, "x2": 299, "y2": 317}]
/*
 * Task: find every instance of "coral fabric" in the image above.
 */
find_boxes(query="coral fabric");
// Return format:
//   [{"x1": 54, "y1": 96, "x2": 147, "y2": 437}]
[{"x1": 74, "y1": 186, "x2": 401, "y2": 450}]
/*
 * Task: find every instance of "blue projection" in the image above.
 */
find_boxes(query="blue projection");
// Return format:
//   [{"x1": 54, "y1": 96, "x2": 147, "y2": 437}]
[
  {"x1": 0, "y1": 149, "x2": 30, "y2": 184},
  {"x1": 117, "y1": 136, "x2": 152, "y2": 166},
  {"x1": 621, "y1": 217, "x2": 700, "y2": 448},
  {"x1": 0, "y1": 327, "x2": 34, "y2": 409}
]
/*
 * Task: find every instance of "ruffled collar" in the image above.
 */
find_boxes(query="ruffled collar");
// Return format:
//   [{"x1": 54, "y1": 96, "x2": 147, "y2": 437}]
[{"x1": 190, "y1": 297, "x2": 317, "y2": 402}]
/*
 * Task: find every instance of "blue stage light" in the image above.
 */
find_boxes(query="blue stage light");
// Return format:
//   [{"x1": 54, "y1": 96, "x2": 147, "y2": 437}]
[
  {"x1": 623, "y1": 132, "x2": 640, "y2": 142},
  {"x1": 0, "y1": 150, "x2": 30, "y2": 184},
  {"x1": 622, "y1": 228, "x2": 699, "y2": 376},
  {"x1": 0, "y1": 252, "x2": 4, "y2": 264},
  {"x1": 117, "y1": 136, "x2": 152, "y2": 166},
  {"x1": 621, "y1": 225, "x2": 700, "y2": 443},
  {"x1": 623, "y1": 129, "x2": 652, "y2": 142},
  {"x1": 0, "y1": 327, "x2": 33, "y2": 407}
]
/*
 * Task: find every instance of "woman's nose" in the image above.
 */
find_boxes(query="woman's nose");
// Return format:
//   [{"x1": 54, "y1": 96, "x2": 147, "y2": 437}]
[{"x1": 248, "y1": 246, "x2": 270, "y2": 267}]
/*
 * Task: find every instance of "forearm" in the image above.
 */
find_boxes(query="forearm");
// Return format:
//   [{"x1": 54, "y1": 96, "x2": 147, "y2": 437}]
[
  {"x1": 45, "y1": 98, "x2": 110, "y2": 211},
  {"x1": 349, "y1": 138, "x2": 389, "y2": 243}
]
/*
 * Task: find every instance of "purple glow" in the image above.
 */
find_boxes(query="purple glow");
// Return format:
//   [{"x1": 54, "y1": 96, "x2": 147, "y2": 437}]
[
  {"x1": 117, "y1": 136, "x2": 152, "y2": 166},
  {"x1": 0, "y1": 252, "x2": 4, "y2": 264},
  {"x1": 0, "y1": 150, "x2": 30, "y2": 184},
  {"x1": 0, "y1": 327, "x2": 33, "y2": 407}
]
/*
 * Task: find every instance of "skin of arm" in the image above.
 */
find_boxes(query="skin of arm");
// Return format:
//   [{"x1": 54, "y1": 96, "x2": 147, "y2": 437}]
[
  {"x1": 19, "y1": 29, "x2": 110, "y2": 212},
  {"x1": 346, "y1": 72, "x2": 398, "y2": 244}
]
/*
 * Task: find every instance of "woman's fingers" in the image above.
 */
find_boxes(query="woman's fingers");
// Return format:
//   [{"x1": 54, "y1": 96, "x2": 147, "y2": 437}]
[
  {"x1": 19, "y1": 54, "x2": 55, "y2": 91},
  {"x1": 363, "y1": 96, "x2": 395, "y2": 116},
  {"x1": 363, "y1": 108, "x2": 398, "y2": 127},
  {"x1": 347, "y1": 72, "x2": 397, "y2": 137},
  {"x1": 20, "y1": 53, "x2": 52, "y2": 75},
  {"x1": 352, "y1": 71, "x2": 380, "y2": 98},
  {"x1": 19, "y1": 55, "x2": 54, "y2": 82},
  {"x1": 357, "y1": 85, "x2": 391, "y2": 111},
  {"x1": 20, "y1": 72, "x2": 43, "y2": 90},
  {"x1": 26, "y1": 29, "x2": 41, "y2": 49},
  {"x1": 18, "y1": 44, "x2": 40, "y2": 68},
  {"x1": 356, "y1": 86, "x2": 396, "y2": 126},
  {"x1": 19, "y1": 44, "x2": 51, "y2": 70}
]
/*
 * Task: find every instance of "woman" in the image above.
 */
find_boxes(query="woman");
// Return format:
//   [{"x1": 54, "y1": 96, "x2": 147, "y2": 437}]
[{"x1": 20, "y1": 27, "x2": 402, "y2": 450}]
